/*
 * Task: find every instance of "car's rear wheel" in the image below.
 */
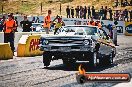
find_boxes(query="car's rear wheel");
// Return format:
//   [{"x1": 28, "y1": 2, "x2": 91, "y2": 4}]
[
  {"x1": 43, "y1": 52, "x2": 51, "y2": 67},
  {"x1": 108, "y1": 52, "x2": 114, "y2": 65},
  {"x1": 100, "y1": 52, "x2": 113, "y2": 66}
]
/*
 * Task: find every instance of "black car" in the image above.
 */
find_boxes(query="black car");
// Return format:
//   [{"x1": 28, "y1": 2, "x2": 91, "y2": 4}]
[{"x1": 39, "y1": 25, "x2": 116, "y2": 67}]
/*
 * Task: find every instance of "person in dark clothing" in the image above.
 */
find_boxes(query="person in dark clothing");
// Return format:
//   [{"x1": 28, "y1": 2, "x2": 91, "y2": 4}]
[
  {"x1": 84, "y1": 6, "x2": 87, "y2": 19},
  {"x1": 66, "y1": 6, "x2": 70, "y2": 18},
  {"x1": 130, "y1": 0, "x2": 132, "y2": 6},
  {"x1": 109, "y1": 8, "x2": 113, "y2": 20},
  {"x1": 0, "y1": 16, "x2": 5, "y2": 32},
  {"x1": 87, "y1": 6, "x2": 91, "y2": 19},
  {"x1": 107, "y1": 24, "x2": 113, "y2": 39},
  {"x1": 114, "y1": 0, "x2": 119, "y2": 7},
  {"x1": 75, "y1": 6, "x2": 80, "y2": 18},
  {"x1": 114, "y1": 10, "x2": 119, "y2": 21},
  {"x1": 14, "y1": 17, "x2": 18, "y2": 32},
  {"x1": 129, "y1": 10, "x2": 132, "y2": 22},
  {"x1": 80, "y1": 6, "x2": 83, "y2": 18},
  {"x1": 99, "y1": 6, "x2": 104, "y2": 19},
  {"x1": 121, "y1": 0, "x2": 124, "y2": 7},
  {"x1": 0, "y1": 19, "x2": 3, "y2": 32},
  {"x1": 124, "y1": 9, "x2": 129, "y2": 22},
  {"x1": 103, "y1": 6, "x2": 108, "y2": 20},
  {"x1": 124, "y1": 0, "x2": 129, "y2": 6},
  {"x1": 91, "y1": 6, "x2": 95, "y2": 19},
  {"x1": 71, "y1": 7, "x2": 74, "y2": 18},
  {"x1": 32, "y1": 17, "x2": 35, "y2": 23},
  {"x1": 81, "y1": 8, "x2": 85, "y2": 19},
  {"x1": 3, "y1": 15, "x2": 17, "y2": 54},
  {"x1": 20, "y1": 16, "x2": 32, "y2": 32}
]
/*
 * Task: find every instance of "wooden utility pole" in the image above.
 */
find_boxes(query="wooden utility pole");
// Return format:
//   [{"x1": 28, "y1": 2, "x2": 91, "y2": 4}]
[
  {"x1": 60, "y1": 2, "x2": 61, "y2": 15},
  {"x1": 41, "y1": 2, "x2": 42, "y2": 15},
  {"x1": 2, "y1": 4, "x2": 4, "y2": 15},
  {"x1": 59, "y1": 0, "x2": 61, "y2": 15}
]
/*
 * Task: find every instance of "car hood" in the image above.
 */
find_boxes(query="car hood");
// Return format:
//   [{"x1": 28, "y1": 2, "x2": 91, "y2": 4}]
[{"x1": 41, "y1": 33, "x2": 95, "y2": 40}]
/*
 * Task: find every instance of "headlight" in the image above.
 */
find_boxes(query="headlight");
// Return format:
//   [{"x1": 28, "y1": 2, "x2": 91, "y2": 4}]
[
  {"x1": 83, "y1": 40, "x2": 89, "y2": 45},
  {"x1": 43, "y1": 39, "x2": 49, "y2": 45}
]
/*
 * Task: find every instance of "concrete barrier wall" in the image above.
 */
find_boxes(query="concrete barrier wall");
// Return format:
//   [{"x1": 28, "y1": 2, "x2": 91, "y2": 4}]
[
  {"x1": 17, "y1": 35, "x2": 43, "y2": 57},
  {"x1": 0, "y1": 43, "x2": 13, "y2": 60},
  {"x1": 0, "y1": 32, "x2": 54, "y2": 51}
]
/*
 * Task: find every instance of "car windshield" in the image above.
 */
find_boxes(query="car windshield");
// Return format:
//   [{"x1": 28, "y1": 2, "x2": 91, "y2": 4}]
[{"x1": 57, "y1": 26, "x2": 97, "y2": 35}]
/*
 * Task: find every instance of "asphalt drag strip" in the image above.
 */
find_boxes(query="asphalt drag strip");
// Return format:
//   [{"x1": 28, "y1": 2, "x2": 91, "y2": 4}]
[{"x1": 0, "y1": 35, "x2": 132, "y2": 87}]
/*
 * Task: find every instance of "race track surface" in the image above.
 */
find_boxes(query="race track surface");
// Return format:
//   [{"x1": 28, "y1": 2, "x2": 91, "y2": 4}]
[{"x1": 0, "y1": 35, "x2": 132, "y2": 87}]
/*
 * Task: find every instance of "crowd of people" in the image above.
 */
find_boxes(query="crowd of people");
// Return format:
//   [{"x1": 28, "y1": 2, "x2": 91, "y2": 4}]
[
  {"x1": 114, "y1": 0, "x2": 132, "y2": 7},
  {"x1": 66, "y1": 5, "x2": 132, "y2": 21}
]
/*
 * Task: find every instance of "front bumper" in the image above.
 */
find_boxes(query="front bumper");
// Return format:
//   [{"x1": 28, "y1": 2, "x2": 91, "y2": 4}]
[{"x1": 39, "y1": 45, "x2": 94, "y2": 52}]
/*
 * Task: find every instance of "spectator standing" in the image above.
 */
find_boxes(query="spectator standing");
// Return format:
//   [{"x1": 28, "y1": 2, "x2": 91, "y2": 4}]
[
  {"x1": 114, "y1": 0, "x2": 119, "y2": 7},
  {"x1": 104, "y1": 6, "x2": 108, "y2": 20},
  {"x1": 20, "y1": 16, "x2": 32, "y2": 32},
  {"x1": 120, "y1": 11, "x2": 124, "y2": 21},
  {"x1": 129, "y1": 10, "x2": 132, "y2": 22},
  {"x1": 0, "y1": 19, "x2": 3, "y2": 32},
  {"x1": 113, "y1": 21, "x2": 118, "y2": 46},
  {"x1": 121, "y1": 0, "x2": 124, "y2": 7},
  {"x1": 130, "y1": 0, "x2": 132, "y2": 6},
  {"x1": 99, "y1": 6, "x2": 104, "y2": 19},
  {"x1": 66, "y1": 6, "x2": 70, "y2": 18},
  {"x1": 109, "y1": 8, "x2": 113, "y2": 20},
  {"x1": 124, "y1": 9, "x2": 129, "y2": 21},
  {"x1": 43, "y1": 10, "x2": 52, "y2": 34},
  {"x1": 87, "y1": 6, "x2": 91, "y2": 19},
  {"x1": 0, "y1": 16, "x2": 5, "y2": 32},
  {"x1": 88, "y1": 17, "x2": 95, "y2": 26},
  {"x1": 91, "y1": 6, "x2": 95, "y2": 19},
  {"x1": 124, "y1": 0, "x2": 129, "y2": 6},
  {"x1": 80, "y1": 6, "x2": 83, "y2": 18},
  {"x1": 32, "y1": 17, "x2": 35, "y2": 23},
  {"x1": 95, "y1": 20, "x2": 102, "y2": 29},
  {"x1": 107, "y1": 24, "x2": 113, "y2": 39},
  {"x1": 84, "y1": 6, "x2": 87, "y2": 19},
  {"x1": 54, "y1": 16, "x2": 65, "y2": 35},
  {"x1": 114, "y1": 10, "x2": 119, "y2": 21},
  {"x1": 75, "y1": 6, "x2": 80, "y2": 18},
  {"x1": 71, "y1": 7, "x2": 74, "y2": 18},
  {"x1": 3, "y1": 15, "x2": 17, "y2": 54},
  {"x1": 14, "y1": 17, "x2": 18, "y2": 32}
]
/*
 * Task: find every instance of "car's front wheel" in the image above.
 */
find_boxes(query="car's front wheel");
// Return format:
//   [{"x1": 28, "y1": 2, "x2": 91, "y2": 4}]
[
  {"x1": 43, "y1": 52, "x2": 51, "y2": 67},
  {"x1": 89, "y1": 52, "x2": 98, "y2": 67}
]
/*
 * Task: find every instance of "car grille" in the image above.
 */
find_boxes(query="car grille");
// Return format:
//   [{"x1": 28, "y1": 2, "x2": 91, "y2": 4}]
[
  {"x1": 48, "y1": 39, "x2": 83, "y2": 45},
  {"x1": 51, "y1": 46, "x2": 59, "y2": 49}
]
